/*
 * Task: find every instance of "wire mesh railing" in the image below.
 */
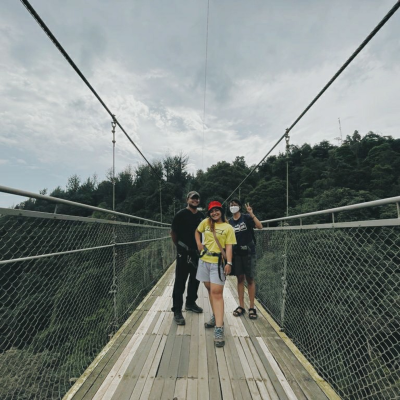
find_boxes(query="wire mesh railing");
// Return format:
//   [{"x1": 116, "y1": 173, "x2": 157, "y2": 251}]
[
  {"x1": 0, "y1": 199, "x2": 175, "y2": 399},
  {"x1": 256, "y1": 198, "x2": 400, "y2": 400}
]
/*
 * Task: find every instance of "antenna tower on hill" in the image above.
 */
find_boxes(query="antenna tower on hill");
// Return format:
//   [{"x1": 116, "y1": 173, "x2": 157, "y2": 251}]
[{"x1": 334, "y1": 117, "x2": 343, "y2": 145}]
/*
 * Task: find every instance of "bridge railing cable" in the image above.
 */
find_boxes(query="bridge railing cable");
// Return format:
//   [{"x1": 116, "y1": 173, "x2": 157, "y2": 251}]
[
  {"x1": 255, "y1": 196, "x2": 400, "y2": 399},
  {"x1": 0, "y1": 197, "x2": 175, "y2": 399},
  {"x1": 0, "y1": 185, "x2": 169, "y2": 226},
  {"x1": 224, "y1": 0, "x2": 400, "y2": 205},
  {"x1": 20, "y1": 0, "x2": 159, "y2": 176}
]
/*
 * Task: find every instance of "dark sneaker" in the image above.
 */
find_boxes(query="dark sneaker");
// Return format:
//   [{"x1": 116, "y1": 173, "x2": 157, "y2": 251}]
[
  {"x1": 204, "y1": 314, "x2": 216, "y2": 328},
  {"x1": 214, "y1": 326, "x2": 225, "y2": 347},
  {"x1": 174, "y1": 312, "x2": 185, "y2": 325},
  {"x1": 185, "y1": 303, "x2": 203, "y2": 313}
]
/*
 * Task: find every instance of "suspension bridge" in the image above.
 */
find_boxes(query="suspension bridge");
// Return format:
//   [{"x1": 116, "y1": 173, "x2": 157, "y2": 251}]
[{"x1": 1, "y1": 1, "x2": 400, "y2": 399}]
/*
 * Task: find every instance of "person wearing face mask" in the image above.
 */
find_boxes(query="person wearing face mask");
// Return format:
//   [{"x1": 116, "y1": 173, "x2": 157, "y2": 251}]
[
  {"x1": 195, "y1": 201, "x2": 236, "y2": 347},
  {"x1": 229, "y1": 199, "x2": 263, "y2": 320},
  {"x1": 170, "y1": 191, "x2": 205, "y2": 325}
]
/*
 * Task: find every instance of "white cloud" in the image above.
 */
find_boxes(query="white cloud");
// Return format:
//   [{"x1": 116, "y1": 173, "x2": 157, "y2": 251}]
[{"x1": 0, "y1": 0, "x2": 399, "y2": 208}]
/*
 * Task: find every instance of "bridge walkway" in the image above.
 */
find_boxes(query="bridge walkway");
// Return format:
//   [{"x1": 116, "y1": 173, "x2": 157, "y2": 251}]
[{"x1": 68, "y1": 265, "x2": 333, "y2": 400}]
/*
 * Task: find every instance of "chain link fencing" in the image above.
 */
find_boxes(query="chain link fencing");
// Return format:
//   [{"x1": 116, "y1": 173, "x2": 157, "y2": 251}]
[
  {"x1": 0, "y1": 208, "x2": 175, "y2": 400},
  {"x1": 255, "y1": 214, "x2": 400, "y2": 399}
]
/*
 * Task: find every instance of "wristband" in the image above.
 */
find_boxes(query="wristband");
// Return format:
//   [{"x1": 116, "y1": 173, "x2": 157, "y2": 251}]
[{"x1": 227, "y1": 261, "x2": 233, "y2": 266}]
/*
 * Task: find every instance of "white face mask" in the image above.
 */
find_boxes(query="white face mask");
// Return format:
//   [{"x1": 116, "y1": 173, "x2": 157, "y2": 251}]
[{"x1": 230, "y1": 206, "x2": 240, "y2": 214}]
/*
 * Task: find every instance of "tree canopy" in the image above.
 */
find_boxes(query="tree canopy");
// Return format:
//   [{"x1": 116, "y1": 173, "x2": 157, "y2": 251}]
[{"x1": 16, "y1": 132, "x2": 400, "y2": 223}]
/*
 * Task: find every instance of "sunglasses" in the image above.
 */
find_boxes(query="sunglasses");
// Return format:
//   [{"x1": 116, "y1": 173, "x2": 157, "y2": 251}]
[{"x1": 190, "y1": 196, "x2": 200, "y2": 200}]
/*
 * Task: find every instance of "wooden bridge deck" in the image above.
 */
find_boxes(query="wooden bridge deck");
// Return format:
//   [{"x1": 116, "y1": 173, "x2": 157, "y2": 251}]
[{"x1": 68, "y1": 265, "x2": 336, "y2": 400}]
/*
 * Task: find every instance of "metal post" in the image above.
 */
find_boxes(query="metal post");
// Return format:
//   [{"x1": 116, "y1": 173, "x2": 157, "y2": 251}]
[
  {"x1": 280, "y1": 130, "x2": 290, "y2": 331},
  {"x1": 285, "y1": 130, "x2": 290, "y2": 217},
  {"x1": 159, "y1": 181, "x2": 163, "y2": 223},
  {"x1": 281, "y1": 235, "x2": 287, "y2": 332},
  {"x1": 111, "y1": 118, "x2": 116, "y2": 212},
  {"x1": 111, "y1": 117, "x2": 118, "y2": 334},
  {"x1": 397, "y1": 202, "x2": 400, "y2": 218}
]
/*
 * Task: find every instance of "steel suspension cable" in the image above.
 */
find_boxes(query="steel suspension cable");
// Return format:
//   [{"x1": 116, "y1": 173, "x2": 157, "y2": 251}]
[
  {"x1": 223, "y1": 0, "x2": 400, "y2": 205},
  {"x1": 20, "y1": 0, "x2": 158, "y2": 175},
  {"x1": 201, "y1": 0, "x2": 210, "y2": 170}
]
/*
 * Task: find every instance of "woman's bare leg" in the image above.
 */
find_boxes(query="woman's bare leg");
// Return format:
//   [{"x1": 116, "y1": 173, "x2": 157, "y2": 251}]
[{"x1": 210, "y1": 283, "x2": 224, "y2": 327}]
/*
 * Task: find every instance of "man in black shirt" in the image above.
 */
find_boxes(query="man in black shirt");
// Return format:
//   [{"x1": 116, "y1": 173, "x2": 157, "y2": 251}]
[{"x1": 170, "y1": 191, "x2": 205, "y2": 325}]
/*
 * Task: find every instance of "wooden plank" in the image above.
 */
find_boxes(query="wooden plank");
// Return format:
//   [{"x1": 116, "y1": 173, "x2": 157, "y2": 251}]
[
  {"x1": 198, "y1": 304, "x2": 209, "y2": 400},
  {"x1": 176, "y1": 311, "x2": 187, "y2": 335},
  {"x1": 152, "y1": 311, "x2": 166, "y2": 334},
  {"x1": 187, "y1": 378, "x2": 198, "y2": 400},
  {"x1": 156, "y1": 322, "x2": 178, "y2": 377},
  {"x1": 160, "y1": 312, "x2": 174, "y2": 336},
  {"x1": 242, "y1": 309, "x2": 306, "y2": 400},
  {"x1": 246, "y1": 337, "x2": 280, "y2": 400},
  {"x1": 257, "y1": 337, "x2": 300, "y2": 400},
  {"x1": 162, "y1": 378, "x2": 177, "y2": 400},
  {"x1": 204, "y1": 286, "x2": 221, "y2": 399},
  {"x1": 240, "y1": 337, "x2": 272, "y2": 400},
  {"x1": 110, "y1": 334, "x2": 157, "y2": 400},
  {"x1": 223, "y1": 322, "x2": 252, "y2": 400},
  {"x1": 70, "y1": 267, "x2": 175, "y2": 400},
  {"x1": 129, "y1": 334, "x2": 164, "y2": 399},
  {"x1": 215, "y1": 348, "x2": 234, "y2": 400},
  {"x1": 273, "y1": 339, "x2": 329, "y2": 400},
  {"x1": 224, "y1": 287, "x2": 248, "y2": 337},
  {"x1": 77, "y1": 310, "x2": 147, "y2": 400},
  {"x1": 222, "y1": 332, "x2": 244, "y2": 400},
  {"x1": 140, "y1": 335, "x2": 168, "y2": 400},
  {"x1": 148, "y1": 377, "x2": 164, "y2": 400},
  {"x1": 173, "y1": 378, "x2": 188, "y2": 400},
  {"x1": 147, "y1": 377, "x2": 165, "y2": 400},
  {"x1": 205, "y1": 325, "x2": 222, "y2": 400},
  {"x1": 92, "y1": 295, "x2": 164, "y2": 400},
  {"x1": 168, "y1": 335, "x2": 184, "y2": 377},
  {"x1": 233, "y1": 336, "x2": 262, "y2": 400},
  {"x1": 184, "y1": 309, "x2": 193, "y2": 335},
  {"x1": 188, "y1": 308, "x2": 199, "y2": 378},
  {"x1": 240, "y1": 316, "x2": 288, "y2": 400},
  {"x1": 177, "y1": 335, "x2": 190, "y2": 378},
  {"x1": 93, "y1": 317, "x2": 157, "y2": 399}
]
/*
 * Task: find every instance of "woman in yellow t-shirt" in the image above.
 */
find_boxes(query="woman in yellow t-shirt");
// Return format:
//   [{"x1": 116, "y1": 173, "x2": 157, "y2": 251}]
[{"x1": 195, "y1": 201, "x2": 236, "y2": 347}]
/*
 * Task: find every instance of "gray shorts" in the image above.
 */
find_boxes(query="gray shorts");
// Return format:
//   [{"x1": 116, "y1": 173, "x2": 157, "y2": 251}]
[
  {"x1": 233, "y1": 253, "x2": 256, "y2": 279},
  {"x1": 196, "y1": 259, "x2": 226, "y2": 286}
]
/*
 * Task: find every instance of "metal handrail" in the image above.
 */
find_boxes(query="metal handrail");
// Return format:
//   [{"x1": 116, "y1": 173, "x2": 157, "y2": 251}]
[
  {"x1": 260, "y1": 195, "x2": 400, "y2": 224},
  {"x1": 0, "y1": 185, "x2": 169, "y2": 226}
]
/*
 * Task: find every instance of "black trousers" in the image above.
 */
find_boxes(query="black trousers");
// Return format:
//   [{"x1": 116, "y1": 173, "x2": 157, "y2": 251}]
[{"x1": 171, "y1": 251, "x2": 200, "y2": 312}]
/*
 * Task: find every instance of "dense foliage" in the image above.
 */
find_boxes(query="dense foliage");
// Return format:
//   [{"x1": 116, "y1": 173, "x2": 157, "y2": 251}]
[{"x1": 16, "y1": 131, "x2": 400, "y2": 222}]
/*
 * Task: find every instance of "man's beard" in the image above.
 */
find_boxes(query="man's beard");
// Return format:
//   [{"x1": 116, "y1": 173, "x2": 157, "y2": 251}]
[{"x1": 188, "y1": 203, "x2": 198, "y2": 209}]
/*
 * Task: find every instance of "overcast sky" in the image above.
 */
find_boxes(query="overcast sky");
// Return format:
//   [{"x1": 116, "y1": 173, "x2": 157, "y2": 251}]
[{"x1": 1, "y1": 0, "x2": 399, "y2": 207}]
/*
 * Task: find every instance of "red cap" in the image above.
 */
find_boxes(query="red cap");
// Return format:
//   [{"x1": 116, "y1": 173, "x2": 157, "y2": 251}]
[{"x1": 208, "y1": 201, "x2": 222, "y2": 211}]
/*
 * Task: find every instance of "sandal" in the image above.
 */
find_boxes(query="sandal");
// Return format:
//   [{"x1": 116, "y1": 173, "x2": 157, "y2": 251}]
[
  {"x1": 233, "y1": 306, "x2": 246, "y2": 317},
  {"x1": 248, "y1": 308, "x2": 258, "y2": 320}
]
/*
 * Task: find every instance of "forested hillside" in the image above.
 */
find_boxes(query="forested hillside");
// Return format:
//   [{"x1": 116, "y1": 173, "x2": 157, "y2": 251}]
[{"x1": 16, "y1": 131, "x2": 400, "y2": 220}]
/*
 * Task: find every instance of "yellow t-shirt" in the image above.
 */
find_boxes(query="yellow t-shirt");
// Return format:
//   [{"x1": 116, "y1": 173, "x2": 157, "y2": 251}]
[{"x1": 197, "y1": 218, "x2": 237, "y2": 264}]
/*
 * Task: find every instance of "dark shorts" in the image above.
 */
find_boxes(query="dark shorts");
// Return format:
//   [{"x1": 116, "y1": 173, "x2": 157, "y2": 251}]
[{"x1": 232, "y1": 253, "x2": 256, "y2": 279}]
